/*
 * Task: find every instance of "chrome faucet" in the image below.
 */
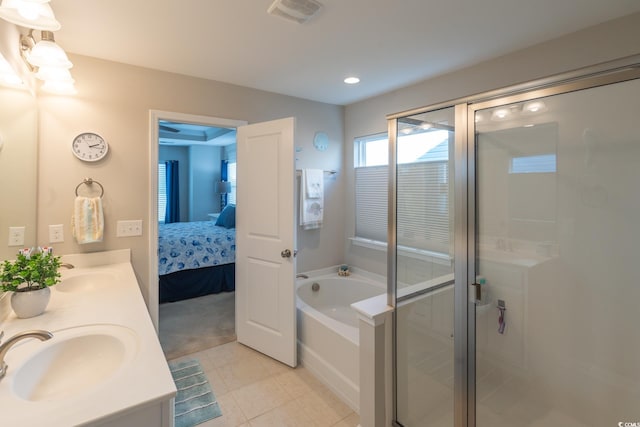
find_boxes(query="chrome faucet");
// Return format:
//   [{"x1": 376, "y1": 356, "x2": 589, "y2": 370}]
[
  {"x1": 0, "y1": 330, "x2": 53, "y2": 380},
  {"x1": 296, "y1": 274, "x2": 309, "y2": 279},
  {"x1": 59, "y1": 263, "x2": 75, "y2": 269}
]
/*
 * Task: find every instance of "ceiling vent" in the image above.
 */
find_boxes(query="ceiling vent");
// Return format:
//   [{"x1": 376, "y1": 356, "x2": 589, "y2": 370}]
[{"x1": 267, "y1": 0, "x2": 323, "y2": 24}]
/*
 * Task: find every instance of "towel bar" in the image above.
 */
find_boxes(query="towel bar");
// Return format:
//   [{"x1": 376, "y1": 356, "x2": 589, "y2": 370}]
[
  {"x1": 75, "y1": 178, "x2": 104, "y2": 198},
  {"x1": 295, "y1": 169, "x2": 337, "y2": 176}
]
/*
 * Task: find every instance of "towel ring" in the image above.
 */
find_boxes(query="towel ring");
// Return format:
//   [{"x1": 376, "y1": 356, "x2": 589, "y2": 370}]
[{"x1": 75, "y1": 178, "x2": 104, "y2": 198}]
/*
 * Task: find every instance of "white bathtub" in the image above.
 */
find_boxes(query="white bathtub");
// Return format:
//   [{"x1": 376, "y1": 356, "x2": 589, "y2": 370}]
[{"x1": 296, "y1": 270, "x2": 385, "y2": 411}]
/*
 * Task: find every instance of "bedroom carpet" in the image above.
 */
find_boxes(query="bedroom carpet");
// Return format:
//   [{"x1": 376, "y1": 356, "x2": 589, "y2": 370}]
[{"x1": 159, "y1": 291, "x2": 236, "y2": 360}]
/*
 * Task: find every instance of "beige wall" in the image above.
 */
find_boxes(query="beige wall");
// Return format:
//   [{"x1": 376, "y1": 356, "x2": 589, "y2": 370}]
[
  {"x1": 36, "y1": 54, "x2": 345, "y2": 304},
  {"x1": 343, "y1": 12, "x2": 640, "y2": 277}
]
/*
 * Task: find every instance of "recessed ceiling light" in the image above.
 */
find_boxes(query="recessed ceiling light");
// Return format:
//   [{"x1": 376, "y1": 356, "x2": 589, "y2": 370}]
[
  {"x1": 344, "y1": 76, "x2": 360, "y2": 85},
  {"x1": 491, "y1": 108, "x2": 510, "y2": 121},
  {"x1": 523, "y1": 100, "x2": 547, "y2": 114}
]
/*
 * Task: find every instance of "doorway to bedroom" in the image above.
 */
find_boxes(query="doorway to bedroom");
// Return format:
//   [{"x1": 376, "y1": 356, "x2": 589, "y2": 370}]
[{"x1": 149, "y1": 111, "x2": 247, "y2": 360}]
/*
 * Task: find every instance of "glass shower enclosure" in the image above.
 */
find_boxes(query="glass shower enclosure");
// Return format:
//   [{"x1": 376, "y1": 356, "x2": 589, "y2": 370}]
[
  {"x1": 389, "y1": 58, "x2": 640, "y2": 426},
  {"x1": 392, "y1": 106, "x2": 456, "y2": 426}
]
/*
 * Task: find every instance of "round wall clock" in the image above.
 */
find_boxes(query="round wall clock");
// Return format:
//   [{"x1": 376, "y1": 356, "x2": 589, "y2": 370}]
[
  {"x1": 72, "y1": 132, "x2": 108, "y2": 162},
  {"x1": 313, "y1": 131, "x2": 329, "y2": 152}
]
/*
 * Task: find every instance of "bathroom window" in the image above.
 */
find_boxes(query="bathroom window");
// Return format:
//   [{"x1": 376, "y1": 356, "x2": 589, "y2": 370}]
[
  {"x1": 354, "y1": 130, "x2": 452, "y2": 255},
  {"x1": 510, "y1": 154, "x2": 557, "y2": 173}
]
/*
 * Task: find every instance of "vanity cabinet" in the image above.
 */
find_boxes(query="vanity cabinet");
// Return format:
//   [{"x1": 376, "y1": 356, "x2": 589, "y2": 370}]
[{"x1": 0, "y1": 250, "x2": 176, "y2": 427}]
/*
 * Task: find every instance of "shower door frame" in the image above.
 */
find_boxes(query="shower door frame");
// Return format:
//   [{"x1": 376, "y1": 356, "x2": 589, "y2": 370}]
[
  {"x1": 387, "y1": 54, "x2": 640, "y2": 427},
  {"x1": 464, "y1": 60, "x2": 640, "y2": 427}
]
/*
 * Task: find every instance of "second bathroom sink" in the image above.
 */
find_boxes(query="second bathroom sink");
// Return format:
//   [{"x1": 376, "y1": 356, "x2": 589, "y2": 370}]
[
  {"x1": 11, "y1": 324, "x2": 139, "y2": 401},
  {"x1": 56, "y1": 271, "x2": 119, "y2": 293}
]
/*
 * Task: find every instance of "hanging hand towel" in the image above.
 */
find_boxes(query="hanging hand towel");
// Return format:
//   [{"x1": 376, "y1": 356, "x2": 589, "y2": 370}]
[
  {"x1": 305, "y1": 168, "x2": 323, "y2": 198},
  {"x1": 71, "y1": 196, "x2": 104, "y2": 244},
  {"x1": 300, "y1": 169, "x2": 324, "y2": 230}
]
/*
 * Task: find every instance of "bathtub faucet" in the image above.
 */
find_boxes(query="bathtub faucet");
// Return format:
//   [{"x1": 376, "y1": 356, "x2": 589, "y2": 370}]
[
  {"x1": 296, "y1": 274, "x2": 309, "y2": 279},
  {"x1": 0, "y1": 330, "x2": 53, "y2": 380}
]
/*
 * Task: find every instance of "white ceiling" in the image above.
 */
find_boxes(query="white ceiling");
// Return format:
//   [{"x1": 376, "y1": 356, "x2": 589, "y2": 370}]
[
  {"x1": 158, "y1": 121, "x2": 236, "y2": 146},
  {"x1": 51, "y1": 0, "x2": 640, "y2": 106}
]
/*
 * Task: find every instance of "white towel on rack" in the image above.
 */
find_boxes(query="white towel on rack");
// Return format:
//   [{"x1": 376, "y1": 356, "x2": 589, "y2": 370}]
[
  {"x1": 71, "y1": 196, "x2": 104, "y2": 244},
  {"x1": 300, "y1": 169, "x2": 323, "y2": 230},
  {"x1": 304, "y1": 168, "x2": 323, "y2": 198}
]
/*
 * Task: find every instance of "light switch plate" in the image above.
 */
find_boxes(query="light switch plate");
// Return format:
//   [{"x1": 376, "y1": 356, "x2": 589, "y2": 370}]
[
  {"x1": 8, "y1": 226, "x2": 25, "y2": 246},
  {"x1": 117, "y1": 220, "x2": 143, "y2": 237},
  {"x1": 49, "y1": 224, "x2": 64, "y2": 243}
]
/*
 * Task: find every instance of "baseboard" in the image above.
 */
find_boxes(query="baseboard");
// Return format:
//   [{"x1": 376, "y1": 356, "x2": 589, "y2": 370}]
[{"x1": 298, "y1": 340, "x2": 360, "y2": 413}]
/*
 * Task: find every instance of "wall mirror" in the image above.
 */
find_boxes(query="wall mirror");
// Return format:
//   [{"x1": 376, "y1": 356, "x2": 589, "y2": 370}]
[{"x1": 0, "y1": 86, "x2": 38, "y2": 269}]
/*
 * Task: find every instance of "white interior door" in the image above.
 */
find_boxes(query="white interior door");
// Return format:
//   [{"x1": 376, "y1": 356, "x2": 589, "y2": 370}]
[{"x1": 236, "y1": 117, "x2": 297, "y2": 367}]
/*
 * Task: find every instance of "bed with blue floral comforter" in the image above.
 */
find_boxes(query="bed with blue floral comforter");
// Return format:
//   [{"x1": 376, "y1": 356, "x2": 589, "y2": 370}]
[
  {"x1": 158, "y1": 221, "x2": 235, "y2": 276},
  {"x1": 158, "y1": 221, "x2": 236, "y2": 302}
]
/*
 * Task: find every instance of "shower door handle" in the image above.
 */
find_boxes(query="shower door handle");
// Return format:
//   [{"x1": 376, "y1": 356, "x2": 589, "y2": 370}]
[
  {"x1": 471, "y1": 282, "x2": 482, "y2": 302},
  {"x1": 281, "y1": 249, "x2": 292, "y2": 258}
]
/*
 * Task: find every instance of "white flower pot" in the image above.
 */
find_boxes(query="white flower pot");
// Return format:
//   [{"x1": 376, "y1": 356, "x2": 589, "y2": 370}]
[{"x1": 10, "y1": 287, "x2": 51, "y2": 319}]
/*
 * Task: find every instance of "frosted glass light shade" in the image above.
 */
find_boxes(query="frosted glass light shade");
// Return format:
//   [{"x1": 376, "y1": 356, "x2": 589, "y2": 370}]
[
  {"x1": 41, "y1": 79, "x2": 76, "y2": 95},
  {"x1": 0, "y1": 53, "x2": 24, "y2": 87},
  {"x1": 0, "y1": 0, "x2": 61, "y2": 31},
  {"x1": 2, "y1": 73, "x2": 23, "y2": 86},
  {"x1": 35, "y1": 65, "x2": 73, "y2": 82},
  {"x1": 28, "y1": 37, "x2": 72, "y2": 68}
]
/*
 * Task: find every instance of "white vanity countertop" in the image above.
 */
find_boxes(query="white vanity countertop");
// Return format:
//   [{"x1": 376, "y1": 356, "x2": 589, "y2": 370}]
[{"x1": 0, "y1": 249, "x2": 176, "y2": 426}]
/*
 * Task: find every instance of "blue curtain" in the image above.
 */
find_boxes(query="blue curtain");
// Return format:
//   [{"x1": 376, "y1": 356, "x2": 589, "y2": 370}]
[{"x1": 165, "y1": 160, "x2": 180, "y2": 223}]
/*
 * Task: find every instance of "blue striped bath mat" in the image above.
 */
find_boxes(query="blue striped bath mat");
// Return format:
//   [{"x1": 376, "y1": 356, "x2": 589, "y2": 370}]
[{"x1": 169, "y1": 358, "x2": 222, "y2": 427}]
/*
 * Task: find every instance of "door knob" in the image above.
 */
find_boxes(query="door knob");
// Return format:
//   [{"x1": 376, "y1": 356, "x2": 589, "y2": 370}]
[{"x1": 281, "y1": 249, "x2": 292, "y2": 258}]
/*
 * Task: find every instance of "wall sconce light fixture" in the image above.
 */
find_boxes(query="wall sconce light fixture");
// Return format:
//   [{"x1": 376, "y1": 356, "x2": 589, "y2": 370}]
[
  {"x1": 19, "y1": 29, "x2": 75, "y2": 94},
  {"x1": 0, "y1": 0, "x2": 75, "y2": 94},
  {"x1": 0, "y1": 0, "x2": 60, "y2": 31}
]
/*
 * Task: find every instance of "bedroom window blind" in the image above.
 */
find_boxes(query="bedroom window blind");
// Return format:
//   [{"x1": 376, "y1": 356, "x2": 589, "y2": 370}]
[
  {"x1": 158, "y1": 163, "x2": 167, "y2": 223},
  {"x1": 228, "y1": 162, "x2": 237, "y2": 205}
]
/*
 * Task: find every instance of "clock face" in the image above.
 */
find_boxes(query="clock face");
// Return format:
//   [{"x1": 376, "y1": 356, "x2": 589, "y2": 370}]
[
  {"x1": 72, "y1": 132, "x2": 108, "y2": 162},
  {"x1": 313, "y1": 131, "x2": 329, "y2": 152}
]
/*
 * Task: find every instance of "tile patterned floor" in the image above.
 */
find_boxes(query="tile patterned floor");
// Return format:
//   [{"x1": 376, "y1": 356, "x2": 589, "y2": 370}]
[{"x1": 170, "y1": 341, "x2": 360, "y2": 427}]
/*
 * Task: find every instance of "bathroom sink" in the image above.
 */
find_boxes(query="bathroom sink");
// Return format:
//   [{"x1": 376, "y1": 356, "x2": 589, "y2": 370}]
[
  {"x1": 11, "y1": 324, "x2": 138, "y2": 401},
  {"x1": 56, "y1": 271, "x2": 118, "y2": 292}
]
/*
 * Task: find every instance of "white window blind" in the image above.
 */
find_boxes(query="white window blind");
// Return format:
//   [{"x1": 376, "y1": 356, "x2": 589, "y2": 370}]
[
  {"x1": 355, "y1": 165, "x2": 388, "y2": 242},
  {"x1": 227, "y1": 162, "x2": 237, "y2": 205},
  {"x1": 355, "y1": 162, "x2": 450, "y2": 253},
  {"x1": 158, "y1": 163, "x2": 167, "y2": 223},
  {"x1": 354, "y1": 132, "x2": 452, "y2": 255},
  {"x1": 397, "y1": 161, "x2": 450, "y2": 253}
]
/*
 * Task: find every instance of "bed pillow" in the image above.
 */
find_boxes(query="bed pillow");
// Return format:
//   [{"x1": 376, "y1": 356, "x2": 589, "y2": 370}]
[{"x1": 215, "y1": 204, "x2": 236, "y2": 229}]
